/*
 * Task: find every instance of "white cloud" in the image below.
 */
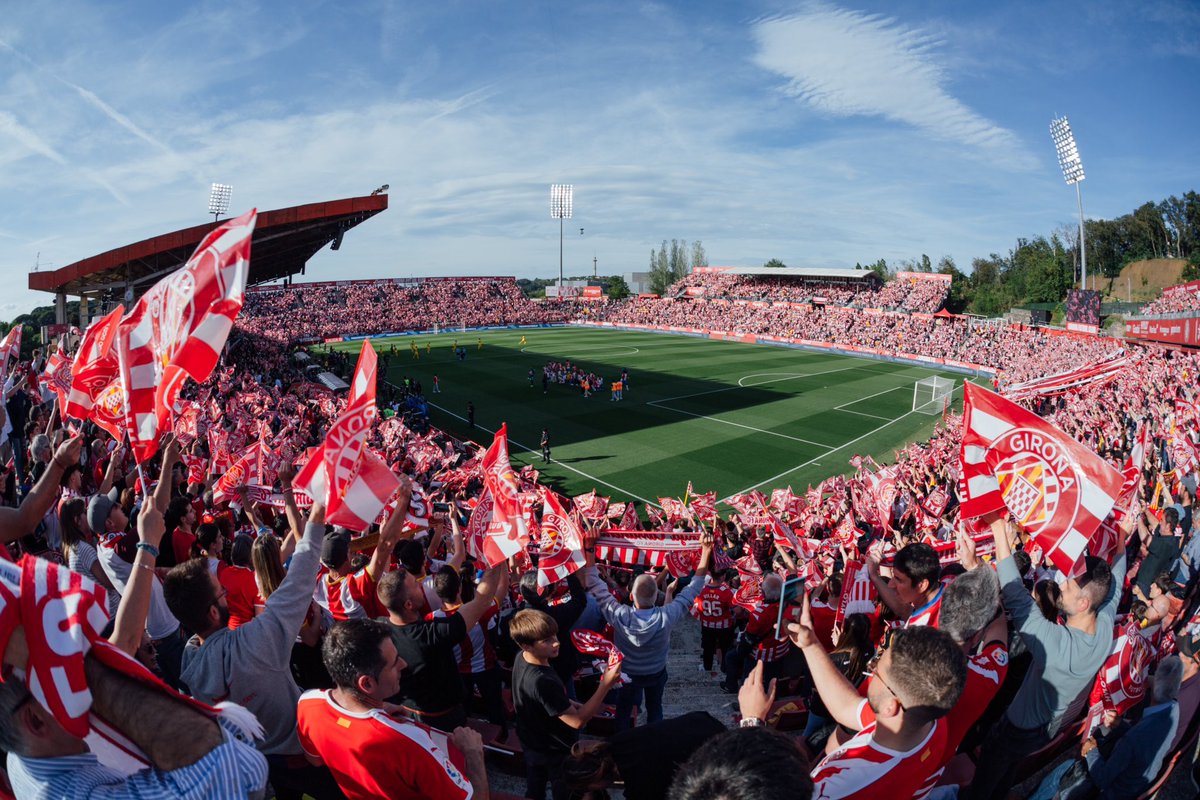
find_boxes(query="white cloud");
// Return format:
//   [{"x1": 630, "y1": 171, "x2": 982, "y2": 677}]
[{"x1": 752, "y1": 4, "x2": 1035, "y2": 168}]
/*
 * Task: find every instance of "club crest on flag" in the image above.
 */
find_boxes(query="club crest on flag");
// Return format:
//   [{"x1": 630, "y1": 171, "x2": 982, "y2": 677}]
[{"x1": 996, "y1": 457, "x2": 1058, "y2": 530}]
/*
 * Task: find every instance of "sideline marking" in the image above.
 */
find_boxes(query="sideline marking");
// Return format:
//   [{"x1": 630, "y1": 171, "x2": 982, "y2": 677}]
[
  {"x1": 422, "y1": 397, "x2": 657, "y2": 506},
  {"x1": 646, "y1": 403, "x2": 837, "y2": 449},
  {"x1": 520, "y1": 345, "x2": 640, "y2": 357},
  {"x1": 723, "y1": 380, "x2": 969, "y2": 501},
  {"x1": 649, "y1": 362, "x2": 876, "y2": 405}
]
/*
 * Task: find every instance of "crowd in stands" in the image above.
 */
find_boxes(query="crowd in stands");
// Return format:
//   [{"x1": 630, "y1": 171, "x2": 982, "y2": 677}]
[
  {"x1": 3, "y1": 279, "x2": 1200, "y2": 800},
  {"x1": 665, "y1": 272, "x2": 950, "y2": 313},
  {"x1": 1137, "y1": 287, "x2": 1200, "y2": 317},
  {"x1": 241, "y1": 278, "x2": 566, "y2": 343},
  {"x1": 593, "y1": 297, "x2": 1116, "y2": 383}
]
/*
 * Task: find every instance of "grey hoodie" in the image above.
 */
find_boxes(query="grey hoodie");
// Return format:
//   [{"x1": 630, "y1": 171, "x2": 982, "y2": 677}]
[
  {"x1": 585, "y1": 566, "x2": 704, "y2": 676},
  {"x1": 180, "y1": 521, "x2": 323, "y2": 756}
]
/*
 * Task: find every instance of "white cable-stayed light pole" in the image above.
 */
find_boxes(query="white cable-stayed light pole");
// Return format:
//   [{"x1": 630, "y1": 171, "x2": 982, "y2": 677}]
[{"x1": 1050, "y1": 117, "x2": 1086, "y2": 289}]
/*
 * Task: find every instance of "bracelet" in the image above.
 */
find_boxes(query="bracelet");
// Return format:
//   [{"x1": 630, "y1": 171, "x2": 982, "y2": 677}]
[
  {"x1": 739, "y1": 717, "x2": 764, "y2": 728},
  {"x1": 135, "y1": 561, "x2": 156, "y2": 572},
  {"x1": 136, "y1": 542, "x2": 160, "y2": 558}
]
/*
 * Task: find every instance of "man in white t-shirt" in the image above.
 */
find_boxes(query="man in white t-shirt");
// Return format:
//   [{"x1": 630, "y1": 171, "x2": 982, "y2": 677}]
[{"x1": 787, "y1": 593, "x2": 966, "y2": 800}]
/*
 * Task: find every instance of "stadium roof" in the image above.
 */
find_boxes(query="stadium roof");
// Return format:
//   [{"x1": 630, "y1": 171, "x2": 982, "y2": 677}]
[
  {"x1": 28, "y1": 194, "x2": 388, "y2": 298},
  {"x1": 721, "y1": 266, "x2": 879, "y2": 281}
]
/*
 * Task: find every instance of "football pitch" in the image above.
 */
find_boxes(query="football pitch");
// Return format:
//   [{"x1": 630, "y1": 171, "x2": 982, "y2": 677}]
[{"x1": 332, "y1": 327, "x2": 982, "y2": 505}]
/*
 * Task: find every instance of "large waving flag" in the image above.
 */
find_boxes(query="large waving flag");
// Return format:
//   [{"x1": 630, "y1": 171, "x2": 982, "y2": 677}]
[
  {"x1": 294, "y1": 339, "x2": 400, "y2": 531},
  {"x1": 538, "y1": 491, "x2": 587, "y2": 587},
  {"x1": 117, "y1": 210, "x2": 256, "y2": 462},
  {"x1": 41, "y1": 338, "x2": 73, "y2": 416},
  {"x1": 960, "y1": 383, "x2": 1123, "y2": 574},
  {"x1": 465, "y1": 424, "x2": 531, "y2": 567},
  {"x1": 66, "y1": 306, "x2": 124, "y2": 421}
]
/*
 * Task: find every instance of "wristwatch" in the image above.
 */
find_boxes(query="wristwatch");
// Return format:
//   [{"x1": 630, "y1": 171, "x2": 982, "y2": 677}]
[{"x1": 739, "y1": 716, "x2": 764, "y2": 728}]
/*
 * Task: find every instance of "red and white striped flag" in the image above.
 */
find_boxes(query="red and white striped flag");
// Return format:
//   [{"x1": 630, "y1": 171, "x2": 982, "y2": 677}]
[
  {"x1": 834, "y1": 559, "x2": 877, "y2": 632},
  {"x1": 41, "y1": 338, "x2": 73, "y2": 416},
  {"x1": 465, "y1": 424, "x2": 531, "y2": 567},
  {"x1": 657, "y1": 496, "x2": 693, "y2": 525},
  {"x1": 0, "y1": 325, "x2": 21, "y2": 375},
  {"x1": 537, "y1": 491, "x2": 586, "y2": 587},
  {"x1": 686, "y1": 482, "x2": 719, "y2": 521},
  {"x1": 573, "y1": 490, "x2": 609, "y2": 521},
  {"x1": 66, "y1": 306, "x2": 123, "y2": 421},
  {"x1": 960, "y1": 383, "x2": 1124, "y2": 575},
  {"x1": 619, "y1": 501, "x2": 641, "y2": 531},
  {"x1": 117, "y1": 211, "x2": 255, "y2": 462},
  {"x1": 294, "y1": 340, "x2": 400, "y2": 532},
  {"x1": 182, "y1": 454, "x2": 208, "y2": 486},
  {"x1": 1084, "y1": 618, "x2": 1154, "y2": 736}
]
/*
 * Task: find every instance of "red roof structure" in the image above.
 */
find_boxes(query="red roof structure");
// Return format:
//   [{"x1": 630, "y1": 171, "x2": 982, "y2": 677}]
[{"x1": 29, "y1": 194, "x2": 388, "y2": 305}]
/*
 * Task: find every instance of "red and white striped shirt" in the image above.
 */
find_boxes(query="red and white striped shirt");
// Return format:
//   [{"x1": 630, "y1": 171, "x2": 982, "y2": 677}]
[
  {"x1": 812, "y1": 699, "x2": 947, "y2": 800},
  {"x1": 907, "y1": 584, "x2": 944, "y2": 629},
  {"x1": 314, "y1": 566, "x2": 384, "y2": 621},
  {"x1": 746, "y1": 602, "x2": 790, "y2": 662},
  {"x1": 428, "y1": 604, "x2": 499, "y2": 674}
]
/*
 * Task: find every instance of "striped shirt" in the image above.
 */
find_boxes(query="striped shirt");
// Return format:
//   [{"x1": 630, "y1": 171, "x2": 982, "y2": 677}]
[{"x1": 6, "y1": 719, "x2": 268, "y2": 800}]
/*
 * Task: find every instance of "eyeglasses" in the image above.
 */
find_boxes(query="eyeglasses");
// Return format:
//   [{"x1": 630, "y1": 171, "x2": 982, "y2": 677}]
[{"x1": 867, "y1": 664, "x2": 906, "y2": 711}]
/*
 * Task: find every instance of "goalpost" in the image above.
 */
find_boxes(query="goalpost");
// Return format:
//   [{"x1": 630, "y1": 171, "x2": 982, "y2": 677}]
[{"x1": 912, "y1": 376, "x2": 954, "y2": 415}]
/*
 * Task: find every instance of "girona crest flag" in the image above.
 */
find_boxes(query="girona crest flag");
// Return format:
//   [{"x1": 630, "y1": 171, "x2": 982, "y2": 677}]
[
  {"x1": 117, "y1": 210, "x2": 255, "y2": 462},
  {"x1": 295, "y1": 339, "x2": 400, "y2": 531},
  {"x1": 465, "y1": 424, "x2": 530, "y2": 567},
  {"x1": 0, "y1": 325, "x2": 21, "y2": 375},
  {"x1": 538, "y1": 490, "x2": 586, "y2": 587},
  {"x1": 960, "y1": 383, "x2": 1123, "y2": 575},
  {"x1": 66, "y1": 306, "x2": 123, "y2": 421}
]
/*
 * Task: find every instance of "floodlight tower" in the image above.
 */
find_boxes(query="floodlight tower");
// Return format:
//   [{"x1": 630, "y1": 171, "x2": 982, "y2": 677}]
[
  {"x1": 208, "y1": 183, "x2": 233, "y2": 223},
  {"x1": 1050, "y1": 117, "x2": 1086, "y2": 289},
  {"x1": 550, "y1": 184, "x2": 573, "y2": 292}
]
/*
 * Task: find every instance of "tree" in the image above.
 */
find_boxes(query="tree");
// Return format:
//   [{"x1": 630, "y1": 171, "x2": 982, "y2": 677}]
[
  {"x1": 606, "y1": 275, "x2": 631, "y2": 300},
  {"x1": 649, "y1": 244, "x2": 672, "y2": 295},
  {"x1": 866, "y1": 258, "x2": 890, "y2": 281},
  {"x1": 920, "y1": 254, "x2": 932, "y2": 273},
  {"x1": 669, "y1": 239, "x2": 689, "y2": 284},
  {"x1": 763, "y1": 258, "x2": 787, "y2": 269},
  {"x1": 937, "y1": 256, "x2": 971, "y2": 313},
  {"x1": 690, "y1": 240, "x2": 708, "y2": 270}
]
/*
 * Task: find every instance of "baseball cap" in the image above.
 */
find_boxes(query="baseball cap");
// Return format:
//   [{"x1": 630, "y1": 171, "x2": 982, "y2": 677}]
[
  {"x1": 320, "y1": 529, "x2": 351, "y2": 569},
  {"x1": 86, "y1": 488, "x2": 121, "y2": 534}
]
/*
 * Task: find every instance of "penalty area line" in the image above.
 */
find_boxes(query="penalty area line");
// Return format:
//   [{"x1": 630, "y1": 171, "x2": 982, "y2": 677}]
[{"x1": 422, "y1": 397, "x2": 657, "y2": 507}]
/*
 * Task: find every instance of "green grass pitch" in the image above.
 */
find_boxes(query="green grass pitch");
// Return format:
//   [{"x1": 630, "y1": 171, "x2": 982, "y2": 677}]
[{"x1": 329, "y1": 327, "x2": 980, "y2": 505}]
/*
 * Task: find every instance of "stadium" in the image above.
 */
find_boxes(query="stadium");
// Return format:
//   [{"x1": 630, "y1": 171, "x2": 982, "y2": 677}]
[{"x1": 1, "y1": 6, "x2": 1199, "y2": 800}]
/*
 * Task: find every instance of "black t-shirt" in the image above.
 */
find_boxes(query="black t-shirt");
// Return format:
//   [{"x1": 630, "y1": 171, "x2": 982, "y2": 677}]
[
  {"x1": 389, "y1": 614, "x2": 466, "y2": 713},
  {"x1": 512, "y1": 655, "x2": 577, "y2": 755},
  {"x1": 609, "y1": 711, "x2": 726, "y2": 800}
]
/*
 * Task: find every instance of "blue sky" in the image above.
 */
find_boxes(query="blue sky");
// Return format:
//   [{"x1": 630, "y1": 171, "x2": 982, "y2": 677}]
[{"x1": 1, "y1": 0, "x2": 1197, "y2": 318}]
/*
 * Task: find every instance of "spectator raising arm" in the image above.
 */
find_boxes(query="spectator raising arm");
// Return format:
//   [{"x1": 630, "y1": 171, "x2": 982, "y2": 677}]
[
  {"x1": 0, "y1": 434, "x2": 82, "y2": 543},
  {"x1": 787, "y1": 590, "x2": 866, "y2": 731}
]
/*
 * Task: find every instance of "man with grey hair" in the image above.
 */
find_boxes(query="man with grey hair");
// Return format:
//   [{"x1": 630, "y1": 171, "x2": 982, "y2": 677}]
[
  {"x1": 1030, "y1": 655, "x2": 1186, "y2": 800},
  {"x1": 584, "y1": 533, "x2": 714, "y2": 731}
]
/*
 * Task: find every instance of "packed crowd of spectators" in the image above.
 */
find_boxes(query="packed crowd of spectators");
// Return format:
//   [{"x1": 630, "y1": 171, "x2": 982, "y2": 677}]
[
  {"x1": 2, "y1": 283, "x2": 1200, "y2": 799},
  {"x1": 1138, "y1": 287, "x2": 1200, "y2": 317},
  {"x1": 241, "y1": 278, "x2": 566, "y2": 343},
  {"x1": 665, "y1": 272, "x2": 950, "y2": 313},
  {"x1": 592, "y1": 297, "x2": 1116, "y2": 383}
]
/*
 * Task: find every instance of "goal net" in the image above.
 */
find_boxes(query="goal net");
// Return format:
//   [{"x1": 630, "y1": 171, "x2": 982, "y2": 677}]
[{"x1": 912, "y1": 376, "x2": 954, "y2": 415}]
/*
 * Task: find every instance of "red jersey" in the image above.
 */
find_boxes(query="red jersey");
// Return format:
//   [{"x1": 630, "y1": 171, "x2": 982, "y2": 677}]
[
  {"x1": 218, "y1": 563, "x2": 260, "y2": 629},
  {"x1": 429, "y1": 604, "x2": 499, "y2": 674},
  {"x1": 171, "y1": 528, "x2": 197, "y2": 565},
  {"x1": 314, "y1": 566, "x2": 385, "y2": 621},
  {"x1": 746, "y1": 601, "x2": 790, "y2": 662},
  {"x1": 692, "y1": 583, "x2": 735, "y2": 629},
  {"x1": 943, "y1": 640, "x2": 1007, "y2": 759},
  {"x1": 297, "y1": 689, "x2": 473, "y2": 800},
  {"x1": 813, "y1": 699, "x2": 947, "y2": 800},
  {"x1": 907, "y1": 585, "x2": 944, "y2": 629}
]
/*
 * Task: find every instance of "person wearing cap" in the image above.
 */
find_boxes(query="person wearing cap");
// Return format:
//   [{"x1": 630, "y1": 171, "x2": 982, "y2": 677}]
[
  {"x1": 314, "y1": 501, "x2": 408, "y2": 621},
  {"x1": 1169, "y1": 629, "x2": 1200, "y2": 754}
]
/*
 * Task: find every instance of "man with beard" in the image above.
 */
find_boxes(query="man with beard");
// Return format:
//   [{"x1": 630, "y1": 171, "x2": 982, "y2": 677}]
[{"x1": 163, "y1": 502, "x2": 343, "y2": 800}]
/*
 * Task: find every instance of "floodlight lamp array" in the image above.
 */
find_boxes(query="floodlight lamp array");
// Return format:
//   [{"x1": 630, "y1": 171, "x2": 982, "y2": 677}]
[
  {"x1": 208, "y1": 183, "x2": 233, "y2": 215},
  {"x1": 550, "y1": 184, "x2": 573, "y2": 219},
  {"x1": 1049, "y1": 117, "x2": 1085, "y2": 185}
]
